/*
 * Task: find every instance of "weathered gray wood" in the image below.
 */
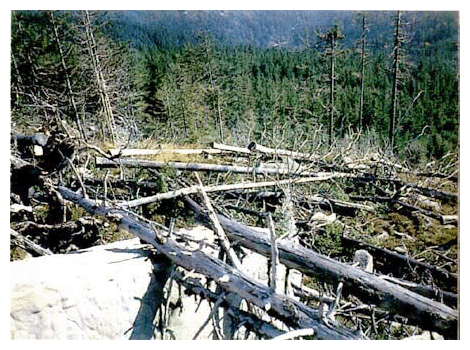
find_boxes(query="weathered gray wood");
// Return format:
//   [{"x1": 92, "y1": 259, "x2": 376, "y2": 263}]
[
  {"x1": 195, "y1": 173, "x2": 242, "y2": 270},
  {"x1": 95, "y1": 156, "x2": 315, "y2": 176},
  {"x1": 107, "y1": 147, "x2": 225, "y2": 157},
  {"x1": 185, "y1": 197, "x2": 458, "y2": 339},
  {"x1": 248, "y1": 142, "x2": 317, "y2": 161},
  {"x1": 210, "y1": 142, "x2": 252, "y2": 154},
  {"x1": 10, "y1": 229, "x2": 53, "y2": 256},
  {"x1": 310, "y1": 194, "x2": 375, "y2": 214},
  {"x1": 170, "y1": 269, "x2": 285, "y2": 339},
  {"x1": 119, "y1": 173, "x2": 353, "y2": 208},
  {"x1": 379, "y1": 275, "x2": 458, "y2": 308},
  {"x1": 341, "y1": 234, "x2": 458, "y2": 291},
  {"x1": 57, "y1": 186, "x2": 363, "y2": 340}
]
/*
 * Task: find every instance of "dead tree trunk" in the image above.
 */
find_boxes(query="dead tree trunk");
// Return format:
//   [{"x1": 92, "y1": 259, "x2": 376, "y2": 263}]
[
  {"x1": 57, "y1": 186, "x2": 363, "y2": 340},
  {"x1": 50, "y1": 11, "x2": 87, "y2": 141},
  {"x1": 95, "y1": 156, "x2": 315, "y2": 176},
  {"x1": 389, "y1": 10, "x2": 402, "y2": 151},
  {"x1": 248, "y1": 142, "x2": 316, "y2": 161},
  {"x1": 119, "y1": 173, "x2": 353, "y2": 208},
  {"x1": 341, "y1": 234, "x2": 457, "y2": 293},
  {"x1": 185, "y1": 197, "x2": 458, "y2": 339},
  {"x1": 211, "y1": 142, "x2": 251, "y2": 154},
  {"x1": 83, "y1": 10, "x2": 116, "y2": 144}
]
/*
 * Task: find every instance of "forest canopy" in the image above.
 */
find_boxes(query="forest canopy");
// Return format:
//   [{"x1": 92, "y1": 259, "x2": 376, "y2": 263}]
[{"x1": 10, "y1": 10, "x2": 459, "y2": 165}]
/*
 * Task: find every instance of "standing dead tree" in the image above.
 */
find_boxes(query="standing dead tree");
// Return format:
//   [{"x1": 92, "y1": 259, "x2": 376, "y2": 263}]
[
  {"x1": 389, "y1": 10, "x2": 402, "y2": 151},
  {"x1": 318, "y1": 24, "x2": 345, "y2": 146},
  {"x1": 50, "y1": 11, "x2": 87, "y2": 141},
  {"x1": 83, "y1": 10, "x2": 117, "y2": 144}
]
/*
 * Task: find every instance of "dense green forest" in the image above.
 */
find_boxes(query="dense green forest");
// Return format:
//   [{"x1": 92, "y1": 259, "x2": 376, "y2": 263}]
[{"x1": 10, "y1": 10, "x2": 459, "y2": 165}]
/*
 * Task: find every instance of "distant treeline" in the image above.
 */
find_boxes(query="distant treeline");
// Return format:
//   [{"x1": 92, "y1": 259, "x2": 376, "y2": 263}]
[{"x1": 11, "y1": 10, "x2": 459, "y2": 164}]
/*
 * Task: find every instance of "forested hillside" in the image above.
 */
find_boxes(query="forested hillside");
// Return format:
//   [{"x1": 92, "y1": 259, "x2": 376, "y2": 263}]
[
  {"x1": 10, "y1": 11, "x2": 459, "y2": 339},
  {"x1": 11, "y1": 10, "x2": 459, "y2": 164}
]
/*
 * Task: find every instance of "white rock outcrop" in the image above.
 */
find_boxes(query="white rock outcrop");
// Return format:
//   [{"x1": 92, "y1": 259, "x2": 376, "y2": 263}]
[
  {"x1": 11, "y1": 225, "x2": 304, "y2": 340},
  {"x1": 10, "y1": 237, "x2": 212, "y2": 340}
]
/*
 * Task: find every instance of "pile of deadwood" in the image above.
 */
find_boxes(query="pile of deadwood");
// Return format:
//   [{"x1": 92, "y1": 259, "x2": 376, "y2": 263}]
[{"x1": 10, "y1": 130, "x2": 459, "y2": 340}]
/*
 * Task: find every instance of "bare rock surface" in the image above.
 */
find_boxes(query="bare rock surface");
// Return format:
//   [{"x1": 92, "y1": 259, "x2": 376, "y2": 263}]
[{"x1": 10, "y1": 237, "x2": 212, "y2": 340}]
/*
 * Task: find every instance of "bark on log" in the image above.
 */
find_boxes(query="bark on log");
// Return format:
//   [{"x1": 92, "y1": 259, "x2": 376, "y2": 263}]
[
  {"x1": 341, "y1": 235, "x2": 457, "y2": 294},
  {"x1": 185, "y1": 197, "x2": 458, "y2": 339},
  {"x1": 171, "y1": 269, "x2": 285, "y2": 339},
  {"x1": 10, "y1": 229, "x2": 53, "y2": 256},
  {"x1": 378, "y1": 275, "x2": 457, "y2": 308},
  {"x1": 95, "y1": 156, "x2": 314, "y2": 176},
  {"x1": 57, "y1": 186, "x2": 363, "y2": 340},
  {"x1": 119, "y1": 173, "x2": 353, "y2": 208}
]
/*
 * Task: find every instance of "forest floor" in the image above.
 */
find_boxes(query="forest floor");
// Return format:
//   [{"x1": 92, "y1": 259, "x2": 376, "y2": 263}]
[{"x1": 10, "y1": 126, "x2": 459, "y2": 339}]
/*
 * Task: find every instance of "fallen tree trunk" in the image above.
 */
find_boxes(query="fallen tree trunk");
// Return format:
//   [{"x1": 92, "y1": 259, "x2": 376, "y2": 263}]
[
  {"x1": 378, "y1": 275, "x2": 458, "y2": 308},
  {"x1": 57, "y1": 186, "x2": 363, "y2": 340},
  {"x1": 210, "y1": 142, "x2": 252, "y2": 154},
  {"x1": 10, "y1": 229, "x2": 53, "y2": 256},
  {"x1": 310, "y1": 194, "x2": 375, "y2": 215},
  {"x1": 95, "y1": 156, "x2": 313, "y2": 176},
  {"x1": 341, "y1": 235, "x2": 458, "y2": 292},
  {"x1": 248, "y1": 142, "x2": 317, "y2": 161},
  {"x1": 84, "y1": 177, "x2": 163, "y2": 191},
  {"x1": 107, "y1": 148, "x2": 226, "y2": 157},
  {"x1": 119, "y1": 173, "x2": 353, "y2": 208},
  {"x1": 185, "y1": 197, "x2": 458, "y2": 339},
  {"x1": 349, "y1": 195, "x2": 458, "y2": 226},
  {"x1": 170, "y1": 269, "x2": 286, "y2": 339}
]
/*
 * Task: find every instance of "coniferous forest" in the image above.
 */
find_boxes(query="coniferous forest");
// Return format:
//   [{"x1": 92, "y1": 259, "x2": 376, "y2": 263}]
[
  {"x1": 11, "y1": 10, "x2": 459, "y2": 163},
  {"x1": 10, "y1": 10, "x2": 460, "y2": 340}
]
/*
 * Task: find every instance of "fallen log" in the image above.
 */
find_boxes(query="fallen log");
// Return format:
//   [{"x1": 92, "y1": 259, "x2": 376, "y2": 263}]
[
  {"x1": 10, "y1": 229, "x2": 53, "y2": 256},
  {"x1": 119, "y1": 172, "x2": 353, "y2": 208},
  {"x1": 84, "y1": 177, "x2": 163, "y2": 191},
  {"x1": 310, "y1": 194, "x2": 375, "y2": 215},
  {"x1": 95, "y1": 156, "x2": 312, "y2": 176},
  {"x1": 378, "y1": 275, "x2": 458, "y2": 308},
  {"x1": 248, "y1": 142, "x2": 317, "y2": 161},
  {"x1": 210, "y1": 142, "x2": 251, "y2": 154},
  {"x1": 171, "y1": 269, "x2": 285, "y2": 339},
  {"x1": 349, "y1": 195, "x2": 458, "y2": 226},
  {"x1": 341, "y1": 235, "x2": 458, "y2": 292},
  {"x1": 107, "y1": 147, "x2": 226, "y2": 157},
  {"x1": 185, "y1": 197, "x2": 458, "y2": 339},
  {"x1": 57, "y1": 186, "x2": 363, "y2": 340}
]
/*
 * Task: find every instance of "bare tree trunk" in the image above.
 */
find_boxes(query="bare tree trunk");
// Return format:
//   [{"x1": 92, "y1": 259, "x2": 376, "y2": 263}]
[
  {"x1": 57, "y1": 186, "x2": 363, "y2": 340},
  {"x1": 83, "y1": 10, "x2": 116, "y2": 144},
  {"x1": 389, "y1": 10, "x2": 402, "y2": 151},
  {"x1": 95, "y1": 156, "x2": 317, "y2": 176},
  {"x1": 329, "y1": 37, "x2": 335, "y2": 146},
  {"x1": 50, "y1": 11, "x2": 87, "y2": 141},
  {"x1": 118, "y1": 172, "x2": 353, "y2": 208},
  {"x1": 186, "y1": 197, "x2": 458, "y2": 339},
  {"x1": 359, "y1": 15, "x2": 366, "y2": 130}
]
